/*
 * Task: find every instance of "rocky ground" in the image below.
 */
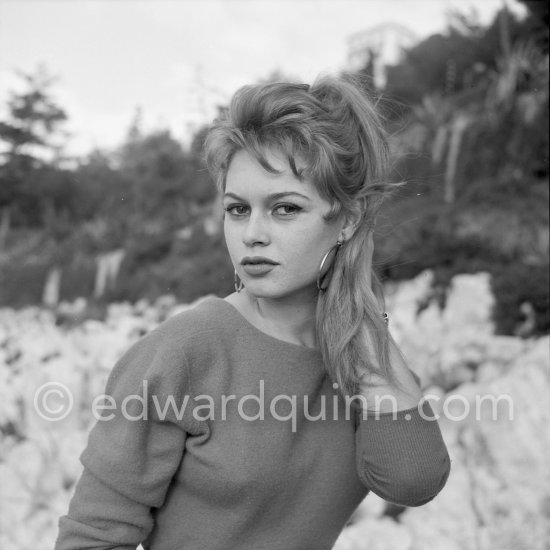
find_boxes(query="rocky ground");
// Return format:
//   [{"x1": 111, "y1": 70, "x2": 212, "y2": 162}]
[{"x1": 0, "y1": 271, "x2": 548, "y2": 550}]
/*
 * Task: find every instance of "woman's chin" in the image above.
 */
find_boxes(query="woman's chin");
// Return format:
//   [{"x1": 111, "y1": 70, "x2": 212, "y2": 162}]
[{"x1": 242, "y1": 282, "x2": 318, "y2": 302}]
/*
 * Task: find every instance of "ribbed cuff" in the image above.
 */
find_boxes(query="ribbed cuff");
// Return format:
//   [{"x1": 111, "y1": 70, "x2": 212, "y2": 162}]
[{"x1": 355, "y1": 401, "x2": 451, "y2": 506}]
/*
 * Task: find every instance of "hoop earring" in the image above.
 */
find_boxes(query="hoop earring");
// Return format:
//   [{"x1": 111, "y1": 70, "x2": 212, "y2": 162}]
[
  {"x1": 317, "y1": 240, "x2": 343, "y2": 292},
  {"x1": 234, "y1": 269, "x2": 244, "y2": 293}
]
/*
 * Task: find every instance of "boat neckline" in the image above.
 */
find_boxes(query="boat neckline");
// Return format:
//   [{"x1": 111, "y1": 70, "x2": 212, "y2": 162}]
[{"x1": 202, "y1": 295, "x2": 322, "y2": 356}]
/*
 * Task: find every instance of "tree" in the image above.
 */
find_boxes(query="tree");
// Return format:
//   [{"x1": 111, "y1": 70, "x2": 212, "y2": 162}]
[
  {"x1": 0, "y1": 65, "x2": 69, "y2": 240},
  {"x1": 117, "y1": 124, "x2": 217, "y2": 227},
  {"x1": 382, "y1": 7, "x2": 540, "y2": 107},
  {"x1": 0, "y1": 64, "x2": 67, "y2": 164}
]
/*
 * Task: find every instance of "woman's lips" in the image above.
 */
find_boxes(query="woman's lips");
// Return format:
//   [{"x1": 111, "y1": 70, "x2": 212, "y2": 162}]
[{"x1": 241, "y1": 263, "x2": 276, "y2": 276}]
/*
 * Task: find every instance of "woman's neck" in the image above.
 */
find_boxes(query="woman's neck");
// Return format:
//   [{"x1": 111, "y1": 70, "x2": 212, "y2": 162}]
[{"x1": 233, "y1": 289, "x2": 319, "y2": 349}]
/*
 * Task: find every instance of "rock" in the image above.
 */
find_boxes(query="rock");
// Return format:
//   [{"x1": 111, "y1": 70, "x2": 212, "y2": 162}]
[
  {"x1": 0, "y1": 272, "x2": 548, "y2": 550},
  {"x1": 333, "y1": 517, "x2": 412, "y2": 550}
]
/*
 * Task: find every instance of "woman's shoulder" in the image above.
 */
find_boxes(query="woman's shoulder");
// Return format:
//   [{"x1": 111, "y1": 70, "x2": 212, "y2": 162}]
[
  {"x1": 156, "y1": 295, "x2": 235, "y2": 344},
  {"x1": 105, "y1": 296, "x2": 235, "y2": 394},
  {"x1": 142, "y1": 295, "x2": 240, "y2": 366}
]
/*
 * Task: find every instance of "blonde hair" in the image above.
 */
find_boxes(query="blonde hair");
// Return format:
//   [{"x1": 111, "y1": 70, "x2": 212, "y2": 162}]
[{"x1": 205, "y1": 74, "x2": 403, "y2": 397}]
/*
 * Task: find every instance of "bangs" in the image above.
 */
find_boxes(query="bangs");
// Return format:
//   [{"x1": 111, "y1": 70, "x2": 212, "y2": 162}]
[{"x1": 204, "y1": 76, "x2": 390, "y2": 226}]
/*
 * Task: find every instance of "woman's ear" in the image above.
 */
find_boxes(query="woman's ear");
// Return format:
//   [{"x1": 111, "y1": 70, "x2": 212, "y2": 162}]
[{"x1": 339, "y1": 211, "x2": 361, "y2": 242}]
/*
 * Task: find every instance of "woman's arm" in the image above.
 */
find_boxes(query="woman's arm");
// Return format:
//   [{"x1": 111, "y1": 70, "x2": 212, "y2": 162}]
[
  {"x1": 54, "y1": 326, "x2": 197, "y2": 550},
  {"x1": 359, "y1": 335, "x2": 423, "y2": 412},
  {"x1": 56, "y1": 467, "x2": 161, "y2": 550},
  {"x1": 355, "y1": 335, "x2": 451, "y2": 507}
]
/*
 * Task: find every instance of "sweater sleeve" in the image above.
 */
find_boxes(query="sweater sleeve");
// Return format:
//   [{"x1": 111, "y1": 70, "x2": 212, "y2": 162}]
[
  {"x1": 355, "y1": 398, "x2": 451, "y2": 507},
  {"x1": 54, "y1": 325, "x2": 200, "y2": 550}
]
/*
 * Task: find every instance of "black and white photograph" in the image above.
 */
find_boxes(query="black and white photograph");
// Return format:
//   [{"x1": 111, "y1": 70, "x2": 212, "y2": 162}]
[{"x1": 0, "y1": 1, "x2": 548, "y2": 549}]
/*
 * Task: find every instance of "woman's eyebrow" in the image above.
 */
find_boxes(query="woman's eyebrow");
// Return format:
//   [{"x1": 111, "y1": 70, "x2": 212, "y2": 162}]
[{"x1": 223, "y1": 192, "x2": 311, "y2": 202}]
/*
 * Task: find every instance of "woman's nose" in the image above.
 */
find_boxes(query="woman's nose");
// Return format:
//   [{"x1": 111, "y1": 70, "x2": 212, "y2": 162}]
[{"x1": 242, "y1": 212, "x2": 270, "y2": 246}]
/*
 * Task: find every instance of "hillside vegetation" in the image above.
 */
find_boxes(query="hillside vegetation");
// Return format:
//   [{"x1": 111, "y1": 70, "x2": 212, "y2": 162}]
[{"x1": 0, "y1": 3, "x2": 547, "y2": 336}]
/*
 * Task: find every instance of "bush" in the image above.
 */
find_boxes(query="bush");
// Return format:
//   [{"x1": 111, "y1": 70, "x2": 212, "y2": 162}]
[
  {"x1": 107, "y1": 234, "x2": 233, "y2": 304},
  {"x1": 124, "y1": 232, "x2": 174, "y2": 269},
  {"x1": 491, "y1": 262, "x2": 549, "y2": 336},
  {"x1": 374, "y1": 192, "x2": 549, "y2": 337},
  {"x1": 0, "y1": 261, "x2": 48, "y2": 307}
]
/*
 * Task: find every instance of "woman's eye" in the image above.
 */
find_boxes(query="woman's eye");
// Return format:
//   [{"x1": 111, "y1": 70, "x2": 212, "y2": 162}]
[
  {"x1": 224, "y1": 205, "x2": 249, "y2": 216},
  {"x1": 274, "y1": 204, "x2": 301, "y2": 216},
  {"x1": 224, "y1": 203, "x2": 302, "y2": 218}
]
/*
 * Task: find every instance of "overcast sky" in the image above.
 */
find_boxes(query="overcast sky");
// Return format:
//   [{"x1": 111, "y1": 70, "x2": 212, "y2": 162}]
[{"x1": 0, "y1": 0, "x2": 525, "y2": 156}]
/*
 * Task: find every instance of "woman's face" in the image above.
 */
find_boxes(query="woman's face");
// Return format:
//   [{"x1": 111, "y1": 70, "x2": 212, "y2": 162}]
[{"x1": 223, "y1": 148, "x2": 345, "y2": 303}]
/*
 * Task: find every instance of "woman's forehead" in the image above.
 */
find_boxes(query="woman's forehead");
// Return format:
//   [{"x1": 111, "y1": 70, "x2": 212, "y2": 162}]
[{"x1": 225, "y1": 149, "x2": 315, "y2": 195}]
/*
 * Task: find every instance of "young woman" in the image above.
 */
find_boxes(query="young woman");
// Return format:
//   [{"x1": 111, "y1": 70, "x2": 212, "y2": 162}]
[{"x1": 55, "y1": 75, "x2": 450, "y2": 550}]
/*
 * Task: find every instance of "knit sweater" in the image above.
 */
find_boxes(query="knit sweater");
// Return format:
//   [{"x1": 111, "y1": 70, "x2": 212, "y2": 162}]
[{"x1": 54, "y1": 296, "x2": 451, "y2": 550}]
